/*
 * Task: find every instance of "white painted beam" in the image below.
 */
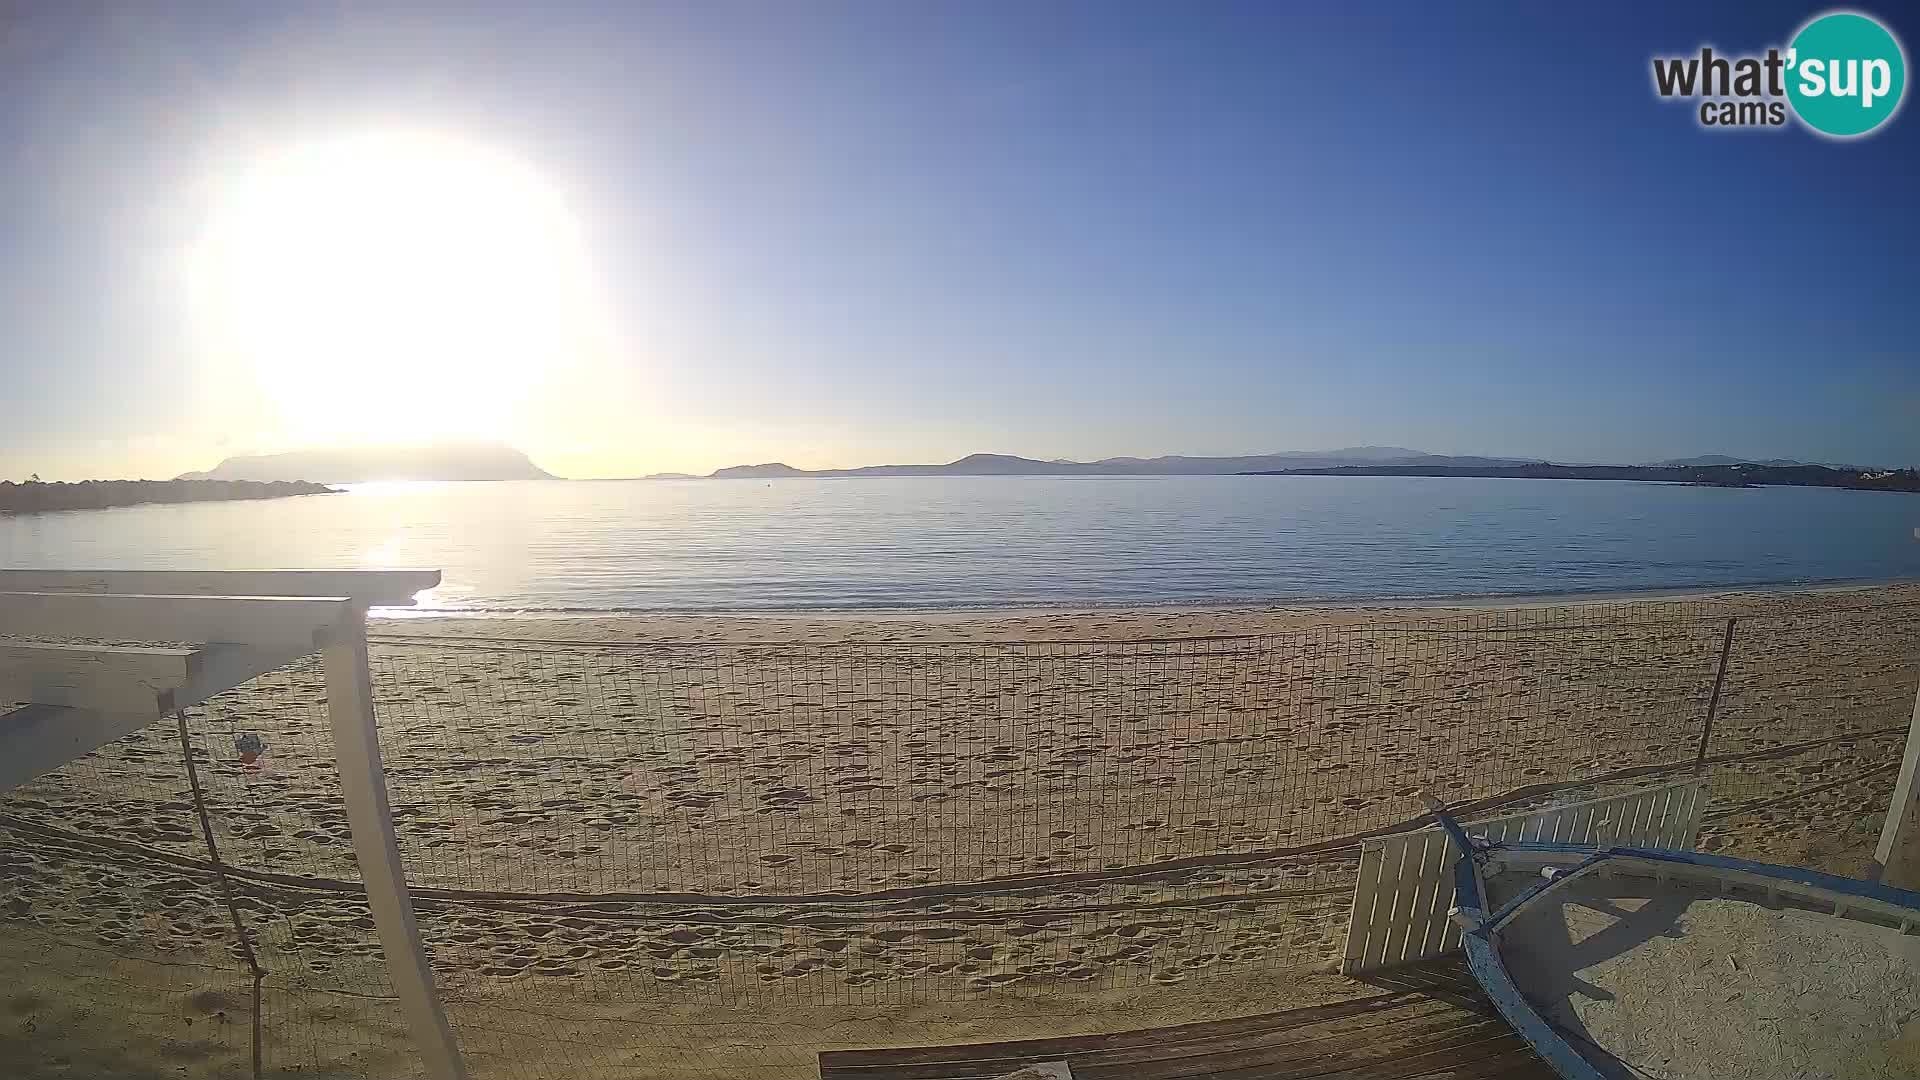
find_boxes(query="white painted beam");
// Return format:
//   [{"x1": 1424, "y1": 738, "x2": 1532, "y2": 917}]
[
  {"x1": 1874, "y1": 674, "x2": 1920, "y2": 889},
  {"x1": 0, "y1": 570, "x2": 441, "y2": 608},
  {"x1": 321, "y1": 615, "x2": 467, "y2": 1080},
  {"x1": 0, "y1": 704, "x2": 162, "y2": 791},
  {"x1": 163, "y1": 643, "x2": 314, "y2": 712},
  {"x1": 0, "y1": 642, "x2": 199, "y2": 714},
  {"x1": 0, "y1": 642, "x2": 313, "y2": 791},
  {"x1": 0, "y1": 592, "x2": 350, "y2": 648}
]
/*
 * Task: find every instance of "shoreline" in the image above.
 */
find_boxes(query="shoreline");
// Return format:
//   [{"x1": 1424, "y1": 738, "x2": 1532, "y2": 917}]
[
  {"x1": 374, "y1": 575, "x2": 1920, "y2": 623},
  {"x1": 368, "y1": 579, "x2": 1920, "y2": 646}
]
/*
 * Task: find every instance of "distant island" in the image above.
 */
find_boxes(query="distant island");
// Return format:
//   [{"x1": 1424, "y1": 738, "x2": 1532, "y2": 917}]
[
  {"x1": 646, "y1": 447, "x2": 1917, "y2": 482},
  {"x1": 1648, "y1": 454, "x2": 1864, "y2": 469},
  {"x1": 1246, "y1": 462, "x2": 1920, "y2": 493},
  {"x1": 178, "y1": 443, "x2": 556, "y2": 483},
  {"x1": 0, "y1": 478, "x2": 338, "y2": 514},
  {"x1": 693, "y1": 448, "x2": 1543, "y2": 479}
]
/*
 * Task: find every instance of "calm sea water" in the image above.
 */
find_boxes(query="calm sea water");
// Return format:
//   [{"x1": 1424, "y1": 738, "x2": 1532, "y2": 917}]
[{"x1": 2, "y1": 477, "x2": 1916, "y2": 611}]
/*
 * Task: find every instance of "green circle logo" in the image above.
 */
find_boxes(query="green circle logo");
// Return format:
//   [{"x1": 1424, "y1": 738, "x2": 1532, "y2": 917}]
[{"x1": 1787, "y1": 12, "x2": 1907, "y2": 137}]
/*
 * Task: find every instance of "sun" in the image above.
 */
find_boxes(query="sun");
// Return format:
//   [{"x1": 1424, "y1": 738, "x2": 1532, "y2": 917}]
[{"x1": 189, "y1": 129, "x2": 596, "y2": 448}]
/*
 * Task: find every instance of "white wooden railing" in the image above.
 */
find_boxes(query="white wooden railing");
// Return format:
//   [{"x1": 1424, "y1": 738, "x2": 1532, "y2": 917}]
[{"x1": 0, "y1": 569, "x2": 468, "y2": 1080}]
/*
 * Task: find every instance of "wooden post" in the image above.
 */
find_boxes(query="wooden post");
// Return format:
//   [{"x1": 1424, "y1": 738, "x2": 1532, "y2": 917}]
[
  {"x1": 321, "y1": 614, "x2": 468, "y2": 1080},
  {"x1": 1875, "y1": 673, "x2": 1920, "y2": 889},
  {"x1": 1695, "y1": 617, "x2": 1737, "y2": 769}
]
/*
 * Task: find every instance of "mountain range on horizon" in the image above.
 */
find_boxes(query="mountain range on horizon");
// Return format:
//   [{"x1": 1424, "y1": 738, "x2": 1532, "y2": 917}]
[
  {"x1": 1644, "y1": 454, "x2": 1865, "y2": 469},
  {"x1": 673, "y1": 449, "x2": 1876, "y2": 480},
  {"x1": 691, "y1": 448, "x2": 1542, "y2": 480},
  {"x1": 172, "y1": 443, "x2": 1875, "y2": 484}
]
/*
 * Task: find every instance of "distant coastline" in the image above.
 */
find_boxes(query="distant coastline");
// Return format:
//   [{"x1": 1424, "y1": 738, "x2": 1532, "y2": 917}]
[
  {"x1": 152, "y1": 445, "x2": 1910, "y2": 486},
  {"x1": 0, "y1": 478, "x2": 338, "y2": 515},
  {"x1": 1247, "y1": 462, "x2": 1920, "y2": 493},
  {"x1": 675, "y1": 448, "x2": 1541, "y2": 479},
  {"x1": 645, "y1": 448, "x2": 1903, "y2": 481}
]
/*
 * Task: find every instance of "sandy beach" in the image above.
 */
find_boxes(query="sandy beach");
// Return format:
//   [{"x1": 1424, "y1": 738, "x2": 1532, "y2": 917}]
[{"x1": 2, "y1": 583, "x2": 1916, "y2": 1079}]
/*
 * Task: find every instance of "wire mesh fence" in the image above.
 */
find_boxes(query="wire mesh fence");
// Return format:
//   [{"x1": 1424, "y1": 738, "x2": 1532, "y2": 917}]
[
  {"x1": 1696, "y1": 603, "x2": 1920, "y2": 866},
  {"x1": 0, "y1": 656, "x2": 424, "y2": 1080},
  {"x1": 1, "y1": 595, "x2": 1915, "y2": 1078}
]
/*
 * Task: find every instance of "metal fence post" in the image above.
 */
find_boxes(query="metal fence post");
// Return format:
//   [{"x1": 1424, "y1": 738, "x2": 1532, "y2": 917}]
[
  {"x1": 1873, "y1": 671, "x2": 1920, "y2": 888},
  {"x1": 1694, "y1": 617, "x2": 1738, "y2": 770},
  {"x1": 322, "y1": 613, "x2": 468, "y2": 1080}
]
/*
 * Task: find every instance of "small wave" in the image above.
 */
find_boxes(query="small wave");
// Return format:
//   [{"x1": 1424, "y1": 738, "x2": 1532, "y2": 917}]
[{"x1": 368, "y1": 573, "x2": 1919, "y2": 618}]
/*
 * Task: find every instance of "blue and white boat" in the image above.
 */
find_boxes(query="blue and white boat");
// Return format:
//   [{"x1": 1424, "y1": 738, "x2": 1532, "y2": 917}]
[{"x1": 1433, "y1": 805, "x2": 1920, "y2": 1080}]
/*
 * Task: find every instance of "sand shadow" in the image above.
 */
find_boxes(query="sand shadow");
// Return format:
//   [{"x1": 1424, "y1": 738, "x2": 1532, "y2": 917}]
[{"x1": 1491, "y1": 880, "x2": 1713, "y2": 1080}]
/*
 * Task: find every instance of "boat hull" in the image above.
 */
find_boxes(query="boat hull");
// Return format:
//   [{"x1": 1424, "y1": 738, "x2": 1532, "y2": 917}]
[{"x1": 1435, "y1": 821, "x2": 1920, "y2": 1080}]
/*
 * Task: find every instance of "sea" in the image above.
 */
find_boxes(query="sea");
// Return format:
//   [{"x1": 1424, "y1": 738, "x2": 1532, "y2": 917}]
[{"x1": 2, "y1": 476, "x2": 1917, "y2": 612}]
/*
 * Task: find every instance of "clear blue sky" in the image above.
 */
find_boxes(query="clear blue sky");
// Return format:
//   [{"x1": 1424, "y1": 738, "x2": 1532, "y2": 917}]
[{"x1": 2, "y1": 1, "x2": 1916, "y2": 479}]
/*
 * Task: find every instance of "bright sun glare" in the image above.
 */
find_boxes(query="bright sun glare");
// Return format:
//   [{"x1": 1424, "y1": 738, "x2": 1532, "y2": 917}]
[{"x1": 190, "y1": 130, "x2": 594, "y2": 447}]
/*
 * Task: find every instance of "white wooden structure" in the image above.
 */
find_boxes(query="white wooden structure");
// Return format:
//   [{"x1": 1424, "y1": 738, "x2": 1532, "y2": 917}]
[
  {"x1": 1341, "y1": 779, "x2": 1708, "y2": 975},
  {"x1": 1876, "y1": 675, "x2": 1920, "y2": 890},
  {"x1": 0, "y1": 569, "x2": 467, "y2": 1080}
]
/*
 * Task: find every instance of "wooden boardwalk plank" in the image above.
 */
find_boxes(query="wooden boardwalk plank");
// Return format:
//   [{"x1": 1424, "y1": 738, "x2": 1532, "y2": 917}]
[
  {"x1": 820, "y1": 963, "x2": 1551, "y2": 1080},
  {"x1": 828, "y1": 1005, "x2": 1469, "y2": 1080},
  {"x1": 1298, "y1": 1037, "x2": 1547, "y2": 1079},
  {"x1": 1190, "y1": 1025, "x2": 1533, "y2": 1080},
  {"x1": 1072, "y1": 1016, "x2": 1511, "y2": 1080},
  {"x1": 820, "y1": 993, "x2": 1423, "y2": 1070},
  {"x1": 1056, "y1": 1002, "x2": 1466, "y2": 1072}
]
